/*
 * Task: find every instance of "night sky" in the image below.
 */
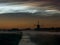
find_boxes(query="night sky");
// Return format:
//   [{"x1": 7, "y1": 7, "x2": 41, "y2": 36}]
[{"x1": 0, "y1": 0, "x2": 60, "y2": 29}]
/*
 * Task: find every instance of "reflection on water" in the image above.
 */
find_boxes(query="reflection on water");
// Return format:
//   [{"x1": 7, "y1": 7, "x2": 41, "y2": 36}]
[{"x1": 20, "y1": 31, "x2": 60, "y2": 45}]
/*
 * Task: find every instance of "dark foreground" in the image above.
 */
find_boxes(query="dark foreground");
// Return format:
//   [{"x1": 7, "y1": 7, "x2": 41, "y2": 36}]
[
  {"x1": 0, "y1": 32, "x2": 23, "y2": 45},
  {"x1": 30, "y1": 34, "x2": 60, "y2": 45},
  {"x1": 0, "y1": 31, "x2": 60, "y2": 45}
]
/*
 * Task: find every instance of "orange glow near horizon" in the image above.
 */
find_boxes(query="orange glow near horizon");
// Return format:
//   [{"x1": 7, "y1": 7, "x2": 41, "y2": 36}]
[{"x1": 0, "y1": 16, "x2": 60, "y2": 29}]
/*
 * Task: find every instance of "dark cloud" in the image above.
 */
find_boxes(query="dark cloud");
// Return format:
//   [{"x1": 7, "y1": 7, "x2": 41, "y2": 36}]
[
  {"x1": 0, "y1": 0, "x2": 60, "y2": 2},
  {"x1": 0, "y1": 0, "x2": 29, "y2": 2},
  {"x1": 39, "y1": 0, "x2": 60, "y2": 10},
  {"x1": 0, "y1": 12, "x2": 60, "y2": 19},
  {"x1": 31, "y1": 0, "x2": 60, "y2": 10}
]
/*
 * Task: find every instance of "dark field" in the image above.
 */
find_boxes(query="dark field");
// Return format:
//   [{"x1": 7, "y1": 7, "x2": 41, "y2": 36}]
[
  {"x1": 0, "y1": 32, "x2": 23, "y2": 45},
  {"x1": 29, "y1": 33, "x2": 60, "y2": 45}
]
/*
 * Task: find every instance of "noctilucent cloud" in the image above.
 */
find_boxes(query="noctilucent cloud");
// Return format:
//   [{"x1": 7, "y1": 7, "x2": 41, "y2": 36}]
[{"x1": 0, "y1": 2, "x2": 60, "y2": 16}]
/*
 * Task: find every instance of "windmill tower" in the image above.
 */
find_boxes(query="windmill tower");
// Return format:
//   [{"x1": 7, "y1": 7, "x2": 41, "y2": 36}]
[
  {"x1": 36, "y1": 20, "x2": 40, "y2": 29},
  {"x1": 35, "y1": 20, "x2": 40, "y2": 31}
]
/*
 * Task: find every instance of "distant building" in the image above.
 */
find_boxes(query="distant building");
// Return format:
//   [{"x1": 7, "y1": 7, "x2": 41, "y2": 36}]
[
  {"x1": 24, "y1": 28, "x2": 31, "y2": 30},
  {"x1": 10, "y1": 28, "x2": 19, "y2": 31}
]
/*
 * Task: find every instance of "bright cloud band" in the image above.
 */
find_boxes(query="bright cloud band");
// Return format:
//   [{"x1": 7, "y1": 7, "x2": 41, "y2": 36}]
[{"x1": 0, "y1": 2, "x2": 60, "y2": 16}]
